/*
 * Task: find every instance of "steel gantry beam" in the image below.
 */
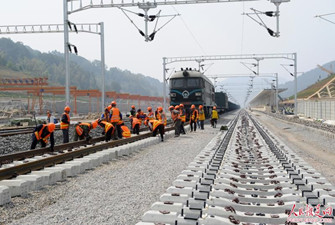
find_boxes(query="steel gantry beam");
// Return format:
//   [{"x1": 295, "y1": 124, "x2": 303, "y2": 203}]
[
  {"x1": 0, "y1": 22, "x2": 106, "y2": 113},
  {"x1": 163, "y1": 53, "x2": 297, "y2": 115}
]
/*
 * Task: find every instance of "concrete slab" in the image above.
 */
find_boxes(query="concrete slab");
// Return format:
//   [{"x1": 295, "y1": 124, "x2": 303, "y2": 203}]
[
  {"x1": 0, "y1": 185, "x2": 11, "y2": 205},
  {"x1": 0, "y1": 179, "x2": 29, "y2": 197}
]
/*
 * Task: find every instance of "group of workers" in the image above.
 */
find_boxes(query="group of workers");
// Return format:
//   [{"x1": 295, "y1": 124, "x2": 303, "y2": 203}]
[{"x1": 30, "y1": 102, "x2": 219, "y2": 151}]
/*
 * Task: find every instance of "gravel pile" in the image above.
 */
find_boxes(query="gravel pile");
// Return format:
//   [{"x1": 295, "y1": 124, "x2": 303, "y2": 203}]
[
  {"x1": 265, "y1": 112, "x2": 335, "y2": 133},
  {"x1": 0, "y1": 113, "x2": 238, "y2": 225},
  {"x1": 0, "y1": 126, "x2": 104, "y2": 155}
]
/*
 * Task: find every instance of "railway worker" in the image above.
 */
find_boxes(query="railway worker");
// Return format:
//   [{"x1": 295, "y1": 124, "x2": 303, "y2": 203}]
[
  {"x1": 156, "y1": 107, "x2": 167, "y2": 127},
  {"x1": 130, "y1": 105, "x2": 136, "y2": 117},
  {"x1": 118, "y1": 120, "x2": 131, "y2": 138},
  {"x1": 129, "y1": 115, "x2": 141, "y2": 135},
  {"x1": 110, "y1": 101, "x2": 122, "y2": 140},
  {"x1": 31, "y1": 123, "x2": 55, "y2": 151},
  {"x1": 136, "y1": 109, "x2": 146, "y2": 125},
  {"x1": 147, "y1": 107, "x2": 155, "y2": 120},
  {"x1": 198, "y1": 105, "x2": 205, "y2": 130},
  {"x1": 116, "y1": 120, "x2": 124, "y2": 139},
  {"x1": 97, "y1": 120, "x2": 115, "y2": 142},
  {"x1": 211, "y1": 106, "x2": 219, "y2": 128},
  {"x1": 189, "y1": 104, "x2": 198, "y2": 132},
  {"x1": 60, "y1": 106, "x2": 71, "y2": 143},
  {"x1": 172, "y1": 105, "x2": 181, "y2": 137},
  {"x1": 46, "y1": 111, "x2": 55, "y2": 124},
  {"x1": 101, "y1": 105, "x2": 111, "y2": 122},
  {"x1": 145, "y1": 118, "x2": 164, "y2": 142},
  {"x1": 179, "y1": 104, "x2": 186, "y2": 135},
  {"x1": 74, "y1": 121, "x2": 98, "y2": 141}
]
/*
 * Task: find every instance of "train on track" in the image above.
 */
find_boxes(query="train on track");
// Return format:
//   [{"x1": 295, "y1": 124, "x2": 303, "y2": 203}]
[{"x1": 169, "y1": 69, "x2": 239, "y2": 117}]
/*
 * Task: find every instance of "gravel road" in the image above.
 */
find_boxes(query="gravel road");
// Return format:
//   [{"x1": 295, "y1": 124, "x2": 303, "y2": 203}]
[
  {"x1": 0, "y1": 112, "x2": 237, "y2": 225},
  {"x1": 252, "y1": 112, "x2": 335, "y2": 185}
]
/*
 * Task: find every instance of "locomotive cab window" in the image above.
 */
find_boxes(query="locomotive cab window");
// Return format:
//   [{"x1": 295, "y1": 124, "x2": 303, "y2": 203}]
[
  {"x1": 170, "y1": 79, "x2": 184, "y2": 88},
  {"x1": 186, "y1": 78, "x2": 201, "y2": 87}
]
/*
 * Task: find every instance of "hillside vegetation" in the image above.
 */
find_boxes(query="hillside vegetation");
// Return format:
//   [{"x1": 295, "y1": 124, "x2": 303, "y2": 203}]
[{"x1": 0, "y1": 38, "x2": 162, "y2": 96}]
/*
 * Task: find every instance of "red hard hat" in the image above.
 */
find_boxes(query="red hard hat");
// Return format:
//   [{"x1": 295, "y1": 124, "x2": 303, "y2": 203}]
[
  {"x1": 64, "y1": 106, "x2": 71, "y2": 112},
  {"x1": 175, "y1": 105, "x2": 180, "y2": 110},
  {"x1": 191, "y1": 105, "x2": 195, "y2": 109},
  {"x1": 131, "y1": 105, "x2": 135, "y2": 109},
  {"x1": 199, "y1": 105, "x2": 203, "y2": 109},
  {"x1": 48, "y1": 123, "x2": 55, "y2": 132},
  {"x1": 213, "y1": 106, "x2": 216, "y2": 110},
  {"x1": 111, "y1": 101, "x2": 116, "y2": 106},
  {"x1": 107, "y1": 105, "x2": 112, "y2": 111},
  {"x1": 92, "y1": 121, "x2": 98, "y2": 129},
  {"x1": 169, "y1": 106, "x2": 174, "y2": 110},
  {"x1": 147, "y1": 107, "x2": 152, "y2": 111},
  {"x1": 179, "y1": 104, "x2": 184, "y2": 107},
  {"x1": 158, "y1": 107, "x2": 163, "y2": 111}
]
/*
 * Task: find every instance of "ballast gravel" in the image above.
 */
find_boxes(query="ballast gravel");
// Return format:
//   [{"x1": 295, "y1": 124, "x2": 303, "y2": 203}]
[{"x1": 0, "y1": 112, "x2": 237, "y2": 225}]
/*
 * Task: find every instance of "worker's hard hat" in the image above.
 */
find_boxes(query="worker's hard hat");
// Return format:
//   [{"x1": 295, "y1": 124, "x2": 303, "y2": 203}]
[
  {"x1": 179, "y1": 104, "x2": 184, "y2": 108},
  {"x1": 107, "y1": 105, "x2": 112, "y2": 111},
  {"x1": 147, "y1": 107, "x2": 152, "y2": 111},
  {"x1": 191, "y1": 105, "x2": 195, "y2": 109},
  {"x1": 158, "y1": 107, "x2": 163, "y2": 111},
  {"x1": 48, "y1": 123, "x2": 55, "y2": 132},
  {"x1": 64, "y1": 106, "x2": 71, "y2": 112},
  {"x1": 169, "y1": 106, "x2": 174, "y2": 110},
  {"x1": 213, "y1": 106, "x2": 216, "y2": 110},
  {"x1": 92, "y1": 121, "x2": 98, "y2": 129},
  {"x1": 111, "y1": 101, "x2": 116, "y2": 106},
  {"x1": 175, "y1": 105, "x2": 180, "y2": 110},
  {"x1": 131, "y1": 105, "x2": 135, "y2": 109},
  {"x1": 199, "y1": 105, "x2": 203, "y2": 109}
]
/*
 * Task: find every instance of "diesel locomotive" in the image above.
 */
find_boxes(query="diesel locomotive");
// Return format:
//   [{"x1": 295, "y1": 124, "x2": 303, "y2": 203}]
[{"x1": 169, "y1": 69, "x2": 215, "y2": 117}]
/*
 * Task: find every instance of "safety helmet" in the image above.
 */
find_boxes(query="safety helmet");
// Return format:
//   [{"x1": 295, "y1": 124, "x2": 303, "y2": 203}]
[
  {"x1": 48, "y1": 123, "x2": 55, "y2": 133},
  {"x1": 191, "y1": 104, "x2": 195, "y2": 109},
  {"x1": 131, "y1": 105, "x2": 135, "y2": 109},
  {"x1": 213, "y1": 106, "x2": 216, "y2": 110},
  {"x1": 158, "y1": 107, "x2": 163, "y2": 111},
  {"x1": 175, "y1": 105, "x2": 180, "y2": 110},
  {"x1": 147, "y1": 107, "x2": 152, "y2": 111},
  {"x1": 64, "y1": 106, "x2": 71, "y2": 112},
  {"x1": 169, "y1": 106, "x2": 174, "y2": 110},
  {"x1": 91, "y1": 121, "x2": 98, "y2": 129},
  {"x1": 199, "y1": 105, "x2": 203, "y2": 109},
  {"x1": 111, "y1": 101, "x2": 116, "y2": 106},
  {"x1": 179, "y1": 104, "x2": 184, "y2": 108}
]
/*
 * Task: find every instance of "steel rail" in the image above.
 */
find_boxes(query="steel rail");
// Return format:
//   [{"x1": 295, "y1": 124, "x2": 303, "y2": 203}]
[{"x1": 0, "y1": 127, "x2": 174, "y2": 180}]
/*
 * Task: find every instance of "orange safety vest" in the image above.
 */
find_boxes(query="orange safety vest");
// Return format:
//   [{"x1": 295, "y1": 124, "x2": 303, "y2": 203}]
[
  {"x1": 100, "y1": 121, "x2": 114, "y2": 133},
  {"x1": 121, "y1": 125, "x2": 131, "y2": 138},
  {"x1": 147, "y1": 111, "x2": 155, "y2": 120},
  {"x1": 34, "y1": 124, "x2": 51, "y2": 143},
  {"x1": 75, "y1": 123, "x2": 91, "y2": 136},
  {"x1": 110, "y1": 107, "x2": 121, "y2": 123},
  {"x1": 149, "y1": 120, "x2": 163, "y2": 132},
  {"x1": 132, "y1": 118, "x2": 141, "y2": 129},
  {"x1": 60, "y1": 113, "x2": 70, "y2": 129},
  {"x1": 190, "y1": 109, "x2": 198, "y2": 122},
  {"x1": 180, "y1": 109, "x2": 186, "y2": 122},
  {"x1": 171, "y1": 110, "x2": 180, "y2": 121},
  {"x1": 157, "y1": 112, "x2": 167, "y2": 126}
]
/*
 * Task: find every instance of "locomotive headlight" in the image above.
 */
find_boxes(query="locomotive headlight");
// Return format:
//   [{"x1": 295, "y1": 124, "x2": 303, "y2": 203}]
[
  {"x1": 170, "y1": 93, "x2": 176, "y2": 97},
  {"x1": 195, "y1": 92, "x2": 202, "y2": 96}
]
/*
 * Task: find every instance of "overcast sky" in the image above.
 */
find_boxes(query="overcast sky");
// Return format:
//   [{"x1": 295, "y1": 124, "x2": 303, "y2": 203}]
[{"x1": 1, "y1": 0, "x2": 334, "y2": 105}]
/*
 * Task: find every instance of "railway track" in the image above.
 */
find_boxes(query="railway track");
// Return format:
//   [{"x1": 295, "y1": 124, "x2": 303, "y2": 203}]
[
  {"x1": 0, "y1": 126, "x2": 174, "y2": 181},
  {"x1": 137, "y1": 110, "x2": 335, "y2": 225}
]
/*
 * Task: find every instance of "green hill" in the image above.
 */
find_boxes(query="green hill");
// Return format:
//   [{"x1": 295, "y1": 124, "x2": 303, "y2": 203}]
[{"x1": 0, "y1": 38, "x2": 163, "y2": 96}]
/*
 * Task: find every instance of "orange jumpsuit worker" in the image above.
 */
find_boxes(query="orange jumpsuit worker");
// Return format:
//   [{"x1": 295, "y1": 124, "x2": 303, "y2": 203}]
[
  {"x1": 60, "y1": 106, "x2": 71, "y2": 143},
  {"x1": 179, "y1": 104, "x2": 186, "y2": 135},
  {"x1": 31, "y1": 123, "x2": 55, "y2": 151},
  {"x1": 130, "y1": 115, "x2": 141, "y2": 135},
  {"x1": 146, "y1": 119, "x2": 164, "y2": 142},
  {"x1": 171, "y1": 105, "x2": 181, "y2": 137}
]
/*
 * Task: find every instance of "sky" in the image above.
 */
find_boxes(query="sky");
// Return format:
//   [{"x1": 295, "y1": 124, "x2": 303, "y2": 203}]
[{"x1": 1, "y1": 0, "x2": 335, "y2": 105}]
